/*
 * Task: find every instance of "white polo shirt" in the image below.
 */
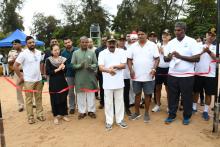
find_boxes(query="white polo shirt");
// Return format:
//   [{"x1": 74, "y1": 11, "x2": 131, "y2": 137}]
[
  {"x1": 158, "y1": 44, "x2": 169, "y2": 68},
  {"x1": 98, "y1": 48, "x2": 127, "y2": 90},
  {"x1": 121, "y1": 49, "x2": 130, "y2": 79},
  {"x1": 195, "y1": 44, "x2": 216, "y2": 77},
  {"x1": 127, "y1": 40, "x2": 160, "y2": 82},
  {"x1": 164, "y1": 36, "x2": 201, "y2": 77},
  {"x1": 16, "y1": 49, "x2": 42, "y2": 82}
]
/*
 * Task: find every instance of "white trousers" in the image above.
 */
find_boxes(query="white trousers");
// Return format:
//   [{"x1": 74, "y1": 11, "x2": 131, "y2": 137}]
[
  {"x1": 77, "y1": 92, "x2": 96, "y2": 113},
  {"x1": 104, "y1": 88, "x2": 124, "y2": 125}
]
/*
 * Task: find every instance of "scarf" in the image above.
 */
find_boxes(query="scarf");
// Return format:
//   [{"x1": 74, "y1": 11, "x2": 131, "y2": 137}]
[{"x1": 48, "y1": 56, "x2": 67, "y2": 67}]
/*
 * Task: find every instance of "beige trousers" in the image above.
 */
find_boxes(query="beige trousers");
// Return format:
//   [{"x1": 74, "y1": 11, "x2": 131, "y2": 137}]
[
  {"x1": 14, "y1": 73, "x2": 24, "y2": 108},
  {"x1": 24, "y1": 81, "x2": 44, "y2": 119}
]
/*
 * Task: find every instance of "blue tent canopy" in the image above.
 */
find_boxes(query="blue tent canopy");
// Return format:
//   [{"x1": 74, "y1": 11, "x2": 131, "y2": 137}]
[{"x1": 0, "y1": 29, "x2": 45, "y2": 47}]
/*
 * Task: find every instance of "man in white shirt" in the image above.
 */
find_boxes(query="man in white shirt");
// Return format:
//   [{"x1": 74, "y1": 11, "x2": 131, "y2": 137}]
[
  {"x1": 193, "y1": 28, "x2": 217, "y2": 121},
  {"x1": 14, "y1": 36, "x2": 45, "y2": 124},
  {"x1": 8, "y1": 39, "x2": 24, "y2": 112},
  {"x1": 127, "y1": 28, "x2": 160, "y2": 123},
  {"x1": 98, "y1": 35, "x2": 128, "y2": 131},
  {"x1": 164, "y1": 22, "x2": 201, "y2": 125}
]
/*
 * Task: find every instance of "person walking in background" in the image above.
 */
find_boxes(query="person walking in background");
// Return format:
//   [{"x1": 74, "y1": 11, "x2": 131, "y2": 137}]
[{"x1": 46, "y1": 44, "x2": 70, "y2": 125}]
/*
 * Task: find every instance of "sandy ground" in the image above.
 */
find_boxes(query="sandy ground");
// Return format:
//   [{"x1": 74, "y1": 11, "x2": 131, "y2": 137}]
[{"x1": 0, "y1": 76, "x2": 220, "y2": 147}]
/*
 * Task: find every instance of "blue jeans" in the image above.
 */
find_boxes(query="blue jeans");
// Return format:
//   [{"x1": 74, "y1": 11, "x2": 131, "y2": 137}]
[{"x1": 66, "y1": 77, "x2": 75, "y2": 110}]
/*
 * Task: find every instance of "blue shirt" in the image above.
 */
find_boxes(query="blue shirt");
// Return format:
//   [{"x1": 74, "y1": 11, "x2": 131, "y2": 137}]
[{"x1": 61, "y1": 47, "x2": 78, "y2": 77}]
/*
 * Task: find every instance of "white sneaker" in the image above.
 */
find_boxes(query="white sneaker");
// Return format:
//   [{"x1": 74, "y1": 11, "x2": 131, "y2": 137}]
[
  {"x1": 152, "y1": 105, "x2": 160, "y2": 112},
  {"x1": 167, "y1": 107, "x2": 169, "y2": 113}
]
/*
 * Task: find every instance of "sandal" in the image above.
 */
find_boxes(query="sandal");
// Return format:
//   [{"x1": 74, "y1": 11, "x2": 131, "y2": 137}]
[
  {"x1": 78, "y1": 113, "x2": 86, "y2": 120},
  {"x1": 54, "y1": 117, "x2": 59, "y2": 125},
  {"x1": 37, "y1": 116, "x2": 46, "y2": 121},
  {"x1": 88, "y1": 112, "x2": 96, "y2": 119},
  {"x1": 28, "y1": 118, "x2": 35, "y2": 124},
  {"x1": 62, "y1": 116, "x2": 70, "y2": 122}
]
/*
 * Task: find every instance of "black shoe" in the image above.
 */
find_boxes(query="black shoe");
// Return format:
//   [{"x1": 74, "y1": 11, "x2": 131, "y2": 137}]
[
  {"x1": 18, "y1": 107, "x2": 24, "y2": 112},
  {"x1": 140, "y1": 103, "x2": 144, "y2": 109},
  {"x1": 88, "y1": 112, "x2": 96, "y2": 119},
  {"x1": 125, "y1": 109, "x2": 132, "y2": 116},
  {"x1": 179, "y1": 105, "x2": 183, "y2": 111},
  {"x1": 69, "y1": 109, "x2": 75, "y2": 114},
  {"x1": 129, "y1": 104, "x2": 135, "y2": 107},
  {"x1": 98, "y1": 104, "x2": 104, "y2": 109}
]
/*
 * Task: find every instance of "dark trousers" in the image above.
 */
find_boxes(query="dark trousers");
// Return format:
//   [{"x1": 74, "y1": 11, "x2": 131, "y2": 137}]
[
  {"x1": 200, "y1": 89, "x2": 204, "y2": 102},
  {"x1": 124, "y1": 79, "x2": 130, "y2": 110},
  {"x1": 98, "y1": 73, "x2": 104, "y2": 106},
  {"x1": 167, "y1": 76, "x2": 194, "y2": 119}
]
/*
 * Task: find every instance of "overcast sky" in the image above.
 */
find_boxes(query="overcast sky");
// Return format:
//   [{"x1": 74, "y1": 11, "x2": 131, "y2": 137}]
[{"x1": 20, "y1": 0, "x2": 123, "y2": 34}]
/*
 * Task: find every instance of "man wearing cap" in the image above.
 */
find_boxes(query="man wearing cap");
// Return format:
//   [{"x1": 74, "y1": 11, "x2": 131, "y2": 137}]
[
  {"x1": 98, "y1": 35, "x2": 128, "y2": 131},
  {"x1": 193, "y1": 28, "x2": 217, "y2": 121},
  {"x1": 8, "y1": 39, "x2": 25, "y2": 112},
  {"x1": 118, "y1": 34, "x2": 132, "y2": 116},
  {"x1": 152, "y1": 29, "x2": 171, "y2": 112},
  {"x1": 164, "y1": 22, "x2": 201, "y2": 125},
  {"x1": 71, "y1": 36, "x2": 98, "y2": 120},
  {"x1": 148, "y1": 31, "x2": 158, "y2": 43},
  {"x1": 127, "y1": 28, "x2": 160, "y2": 123}
]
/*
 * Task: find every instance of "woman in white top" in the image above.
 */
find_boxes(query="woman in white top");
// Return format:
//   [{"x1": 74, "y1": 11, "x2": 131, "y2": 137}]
[{"x1": 152, "y1": 29, "x2": 171, "y2": 112}]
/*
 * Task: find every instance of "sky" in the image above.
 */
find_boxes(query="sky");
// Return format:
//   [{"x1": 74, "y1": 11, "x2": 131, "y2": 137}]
[{"x1": 20, "y1": 0, "x2": 123, "y2": 34}]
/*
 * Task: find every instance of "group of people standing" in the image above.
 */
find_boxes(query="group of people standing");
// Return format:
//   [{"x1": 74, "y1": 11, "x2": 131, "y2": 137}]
[{"x1": 8, "y1": 21, "x2": 217, "y2": 131}]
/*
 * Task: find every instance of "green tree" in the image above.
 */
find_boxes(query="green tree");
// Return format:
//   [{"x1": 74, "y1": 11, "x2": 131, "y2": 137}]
[
  {"x1": 185, "y1": 0, "x2": 217, "y2": 37},
  {"x1": 113, "y1": 0, "x2": 181, "y2": 36},
  {"x1": 61, "y1": 0, "x2": 110, "y2": 38},
  {"x1": 31, "y1": 13, "x2": 61, "y2": 47},
  {"x1": 0, "y1": 0, "x2": 24, "y2": 33}
]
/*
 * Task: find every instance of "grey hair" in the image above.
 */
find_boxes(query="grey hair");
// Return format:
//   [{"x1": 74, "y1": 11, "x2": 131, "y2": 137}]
[
  {"x1": 80, "y1": 36, "x2": 88, "y2": 41},
  {"x1": 175, "y1": 22, "x2": 187, "y2": 31},
  {"x1": 88, "y1": 38, "x2": 93, "y2": 42}
]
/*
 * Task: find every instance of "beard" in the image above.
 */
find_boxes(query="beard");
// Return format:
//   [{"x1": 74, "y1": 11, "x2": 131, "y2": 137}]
[{"x1": 28, "y1": 45, "x2": 35, "y2": 50}]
